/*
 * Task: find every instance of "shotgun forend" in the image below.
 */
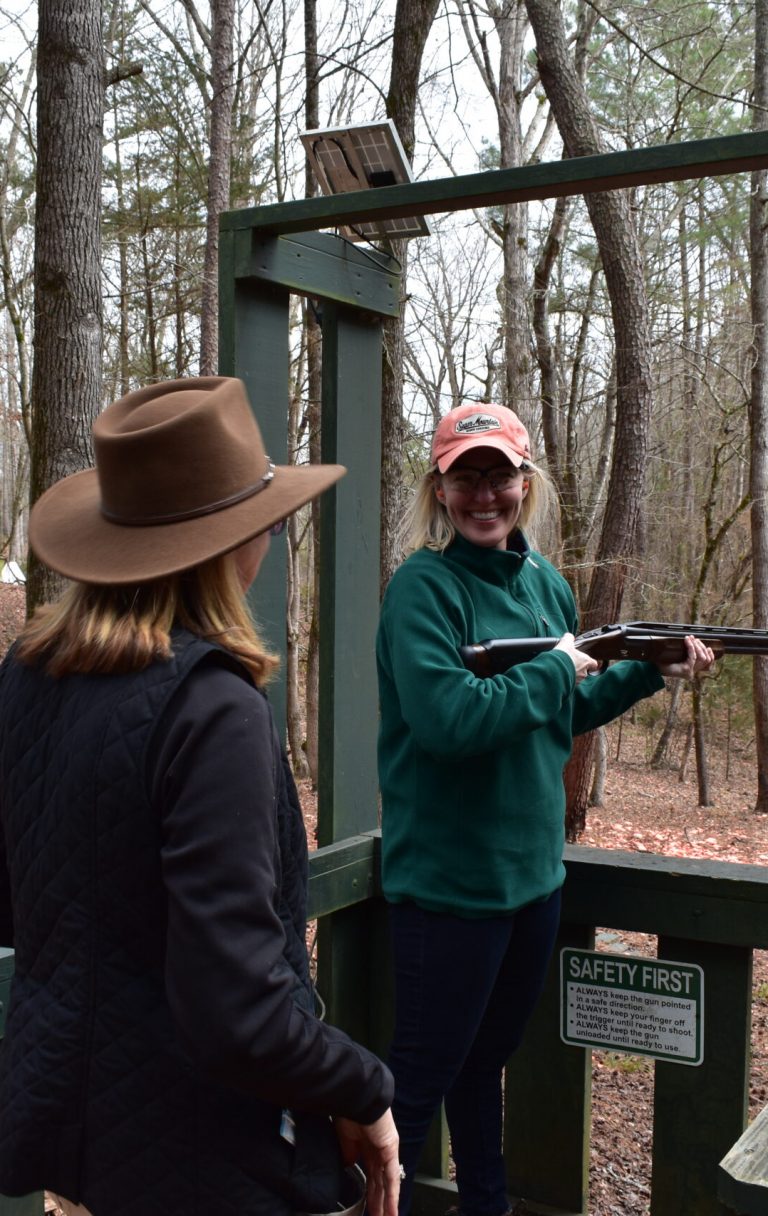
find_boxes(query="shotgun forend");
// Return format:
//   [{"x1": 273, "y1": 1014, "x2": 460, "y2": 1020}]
[{"x1": 458, "y1": 621, "x2": 768, "y2": 679}]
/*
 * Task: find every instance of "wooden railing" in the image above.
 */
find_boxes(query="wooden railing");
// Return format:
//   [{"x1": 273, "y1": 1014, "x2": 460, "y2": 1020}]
[
  {"x1": 310, "y1": 835, "x2": 768, "y2": 1216},
  {"x1": 2, "y1": 839, "x2": 767, "y2": 1216}
]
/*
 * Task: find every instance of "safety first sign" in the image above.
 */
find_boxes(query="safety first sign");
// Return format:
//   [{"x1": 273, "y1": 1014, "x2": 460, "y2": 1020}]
[{"x1": 561, "y1": 948, "x2": 704, "y2": 1065}]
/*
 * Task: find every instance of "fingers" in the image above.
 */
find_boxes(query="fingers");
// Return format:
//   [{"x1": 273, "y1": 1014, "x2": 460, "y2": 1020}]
[
  {"x1": 656, "y1": 635, "x2": 716, "y2": 679},
  {"x1": 554, "y1": 632, "x2": 600, "y2": 683},
  {"x1": 334, "y1": 1113, "x2": 400, "y2": 1216}
]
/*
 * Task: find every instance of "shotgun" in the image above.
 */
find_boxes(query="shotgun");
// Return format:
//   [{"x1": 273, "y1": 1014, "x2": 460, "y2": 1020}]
[{"x1": 459, "y1": 621, "x2": 768, "y2": 679}]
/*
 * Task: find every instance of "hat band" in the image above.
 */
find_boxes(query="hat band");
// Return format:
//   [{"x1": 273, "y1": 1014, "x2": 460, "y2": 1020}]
[{"x1": 100, "y1": 461, "x2": 276, "y2": 527}]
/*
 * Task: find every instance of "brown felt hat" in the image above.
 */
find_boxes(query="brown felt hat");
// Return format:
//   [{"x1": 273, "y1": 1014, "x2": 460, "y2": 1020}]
[{"x1": 29, "y1": 376, "x2": 345, "y2": 586}]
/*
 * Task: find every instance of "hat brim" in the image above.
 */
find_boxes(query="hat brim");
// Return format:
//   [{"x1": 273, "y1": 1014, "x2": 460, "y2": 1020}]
[
  {"x1": 436, "y1": 437, "x2": 526, "y2": 472},
  {"x1": 29, "y1": 462, "x2": 345, "y2": 585}
]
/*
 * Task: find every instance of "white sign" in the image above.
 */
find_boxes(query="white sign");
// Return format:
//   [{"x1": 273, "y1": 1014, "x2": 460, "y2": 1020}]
[{"x1": 560, "y1": 948, "x2": 704, "y2": 1066}]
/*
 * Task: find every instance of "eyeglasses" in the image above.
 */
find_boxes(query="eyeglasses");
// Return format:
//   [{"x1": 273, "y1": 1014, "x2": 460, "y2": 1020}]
[
  {"x1": 268, "y1": 519, "x2": 287, "y2": 536},
  {"x1": 440, "y1": 465, "x2": 531, "y2": 495}
]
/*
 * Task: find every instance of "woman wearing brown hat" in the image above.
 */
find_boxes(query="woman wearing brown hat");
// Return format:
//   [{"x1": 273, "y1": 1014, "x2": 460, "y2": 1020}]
[{"x1": 0, "y1": 378, "x2": 399, "y2": 1216}]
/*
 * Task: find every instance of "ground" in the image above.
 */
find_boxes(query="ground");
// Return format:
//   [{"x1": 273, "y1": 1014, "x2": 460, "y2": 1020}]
[{"x1": 2, "y1": 588, "x2": 765, "y2": 1216}]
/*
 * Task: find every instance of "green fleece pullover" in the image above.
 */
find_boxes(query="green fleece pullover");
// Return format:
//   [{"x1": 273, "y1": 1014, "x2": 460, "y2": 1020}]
[{"x1": 376, "y1": 533, "x2": 664, "y2": 916}]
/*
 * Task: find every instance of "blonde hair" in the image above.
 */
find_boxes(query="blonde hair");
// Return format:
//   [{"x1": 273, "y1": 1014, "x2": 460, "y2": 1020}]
[
  {"x1": 14, "y1": 551, "x2": 278, "y2": 685},
  {"x1": 401, "y1": 459, "x2": 555, "y2": 555}
]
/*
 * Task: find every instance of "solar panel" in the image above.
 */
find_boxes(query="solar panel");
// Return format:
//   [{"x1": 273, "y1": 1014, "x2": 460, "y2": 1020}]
[{"x1": 300, "y1": 120, "x2": 431, "y2": 242}]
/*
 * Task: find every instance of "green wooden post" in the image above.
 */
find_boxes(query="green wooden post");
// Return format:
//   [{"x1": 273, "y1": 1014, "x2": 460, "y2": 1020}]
[
  {"x1": 504, "y1": 920, "x2": 594, "y2": 1214},
  {"x1": 0, "y1": 1198, "x2": 44, "y2": 1216},
  {"x1": 219, "y1": 229, "x2": 291, "y2": 733},
  {"x1": 316, "y1": 301, "x2": 383, "y2": 845},
  {"x1": 0, "y1": 952, "x2": 43, "y2": 1216},
  {"x1": 315, "y1": 300, "x2": 384, "y2": 1044},
  {"x1": 651, "y1": 937, "x2": 752, "y2": 1216}
]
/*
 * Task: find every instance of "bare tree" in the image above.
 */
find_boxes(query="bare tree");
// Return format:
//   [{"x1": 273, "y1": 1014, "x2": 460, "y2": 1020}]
[
  {"x1": 524, "y1": 0, "x2": 655, "y2": 836},
  {"x1": 380, "y1": 0, "x2": 440, "y2": 594},
  {"x1": 27, "y1": 0, "x2": 104, "y2": 611},
  {"x1": 200, "y1": 0, "x2": 236, "y2": 374},
  {"x1": 750, "y1": 0, "x2": 768, "y2": 811}
]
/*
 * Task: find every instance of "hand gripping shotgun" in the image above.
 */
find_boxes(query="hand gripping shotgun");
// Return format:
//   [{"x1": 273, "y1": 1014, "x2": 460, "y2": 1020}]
[{"x1": 459, "y1": 621, "x2": 768, "y2": 679}]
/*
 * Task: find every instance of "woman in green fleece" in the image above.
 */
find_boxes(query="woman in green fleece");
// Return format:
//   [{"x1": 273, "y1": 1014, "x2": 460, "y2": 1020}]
[{"x1": 376, "y1": 402, "x2": 713, "y2": 1216}]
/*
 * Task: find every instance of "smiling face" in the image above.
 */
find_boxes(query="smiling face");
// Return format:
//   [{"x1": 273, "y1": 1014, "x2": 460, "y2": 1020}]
[{"x1": 434, "y1": 447, "x2": 529, "y2": 550}]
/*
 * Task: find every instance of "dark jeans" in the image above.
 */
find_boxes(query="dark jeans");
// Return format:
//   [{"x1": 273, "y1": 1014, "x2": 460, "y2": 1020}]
[{"x1": 388, "y1": 890, "x2": 561, "y2": 1216}]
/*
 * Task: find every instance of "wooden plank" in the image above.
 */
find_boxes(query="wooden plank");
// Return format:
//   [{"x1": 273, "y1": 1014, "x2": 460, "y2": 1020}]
[
  {"x1": 0, "y1": 947, "x2": 12, "y2": 1039},
  {"x1": 307, "y1": 835, "x2": 377, "y2": 918},
  {"x1": 221, "y1": 277, "x2": 291, "y2": 734},
  {"x1": 719, "y1": 1103, "x2": 768, "y2": 1215},
  {"x1": 651, "y1": 938, "x2": 752, "y2": 1216},
  {"x1": 234, "y1": 230, "x2": 400, "y2": 317},
  {"x1": 505, "y1": 921, "x2": 593, "y2": 1214},
  {"x1": 317, "y1": 303, "x2": 384, "y2": 844},
  {"x1": 220, "y1": 131, "x2": 768, "y2": 236},
  {"x1": 563, "y1": 847, "x2": 768, "y2": 948},
  {"x1": 0, "y1": 1197, "x2": 44, "y2": 1216}
]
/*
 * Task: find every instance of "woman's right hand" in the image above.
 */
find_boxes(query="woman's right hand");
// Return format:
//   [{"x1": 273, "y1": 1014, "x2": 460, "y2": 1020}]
[
  {"x1": 334, "y1": 1109, "x2": 400, "y2": 1216},
  {"x1": 554, "y1": 632, "x2": 600, "y2": 684}
]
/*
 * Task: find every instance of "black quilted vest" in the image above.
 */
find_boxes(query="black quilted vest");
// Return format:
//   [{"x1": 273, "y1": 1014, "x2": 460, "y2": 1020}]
[{"x1": 0, "y1": 634, "x2": 338, "y2": 1216}]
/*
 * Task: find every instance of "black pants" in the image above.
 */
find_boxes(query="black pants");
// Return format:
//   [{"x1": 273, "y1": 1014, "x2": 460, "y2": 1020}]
[{"x1": 388, "y1": 891, "x2": 561, "y2": 1216}]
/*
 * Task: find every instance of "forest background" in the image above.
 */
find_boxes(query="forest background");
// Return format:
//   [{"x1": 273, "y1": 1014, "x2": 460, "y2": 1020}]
[{"x1": 2, "y1": 0, "x2": 768, "y2": 824}]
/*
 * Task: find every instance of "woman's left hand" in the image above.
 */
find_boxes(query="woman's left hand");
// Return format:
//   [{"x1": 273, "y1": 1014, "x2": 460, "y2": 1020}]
[
  {"x1": 655, "y1": 634, "x2": 716, "y2": 679},
  {"x1": 334, "y1": 1110, "x2": 400, "y2": 1216}
]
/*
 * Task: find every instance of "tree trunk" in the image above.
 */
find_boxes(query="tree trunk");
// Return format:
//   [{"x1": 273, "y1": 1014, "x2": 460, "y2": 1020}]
[
  {"x1": 525, "y1": 0, "x2": 654, "y2": 837},
  {"x1": 651, "y1": 679, "x2": 681, "y2": 770},
  {"x1": 381, "y1": 0, "x2": 440, "y2": 595},
  {"x1": 199, "y1": 0, "x2": 235, "y2": 375},
  {"x1": 692, "y1": 680, "x2": 712, "y2": 807},
  {"x1": 750, "y1": 0, "x2": 768, "y2": 811},
  {"x1": 589, "y1": 726, "x2": 607, "y2": 807},
  {"x1": 27, "y1": 0, "x2": 104, "y2": 612},
  {"x1": 495, "y1": 0, "x2": 531, "y2": 413}
]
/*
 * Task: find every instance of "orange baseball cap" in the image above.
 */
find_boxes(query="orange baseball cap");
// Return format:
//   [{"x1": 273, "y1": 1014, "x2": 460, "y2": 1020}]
[{"x1": 431, "y1": 403, "x2": 531, "y2": 472}]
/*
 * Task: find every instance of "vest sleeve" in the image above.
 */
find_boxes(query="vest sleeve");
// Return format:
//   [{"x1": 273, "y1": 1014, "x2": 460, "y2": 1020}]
[{"x1": 148, "y1": 659, "x2": 392, "y2": 1124}]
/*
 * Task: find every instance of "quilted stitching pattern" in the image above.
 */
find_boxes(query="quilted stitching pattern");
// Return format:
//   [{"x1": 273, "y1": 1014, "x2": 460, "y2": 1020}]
[{"x1": 0, "y1": 637, "x2": 316, "y2": 1215}]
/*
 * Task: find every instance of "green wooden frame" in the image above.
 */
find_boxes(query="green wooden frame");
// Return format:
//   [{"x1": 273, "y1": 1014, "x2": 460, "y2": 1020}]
[{"x1": 217, "y1": 127, "x2": 768, "y2": 1216}]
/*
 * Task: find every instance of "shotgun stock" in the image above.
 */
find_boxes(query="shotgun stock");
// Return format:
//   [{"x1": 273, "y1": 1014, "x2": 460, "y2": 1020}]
[{"x1": 459, "y1": 621, "x2": 768, "y2": 679}]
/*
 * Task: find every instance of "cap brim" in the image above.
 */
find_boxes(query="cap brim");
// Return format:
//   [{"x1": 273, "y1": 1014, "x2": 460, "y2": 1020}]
[
  {"x1": 30, "y1": 463, "x2": 345, "y2": 585},
  {"x1": 436, "y1": 437, "x2": 526, "y2": 472}
]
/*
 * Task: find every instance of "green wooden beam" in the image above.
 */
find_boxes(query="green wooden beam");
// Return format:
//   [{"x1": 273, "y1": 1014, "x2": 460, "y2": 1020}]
[
  {"x1": 562, "y1": 847, "x2": 768, "y2": 948},
  {"x1": 218, "y1": 237, "x2": 292, "y2": 733},
  {"x1": 652, "y1": 938, "x2": 752, "y2": 1216},
  {"x1": 233, "y1": 229, "x2": 400, "y2": 317},
  {"x1": 317, "y1": 302, "x2": 384, "y2": 844},
  {"x1": 307, "y1": 834, "x2": 378, "y2": 919},
  {"x1": 221, "y1": 131, "x2": 768, "y2": 237},
  {"x1": 0, "y1": 947, "x2": 12, "y2": 1039}
]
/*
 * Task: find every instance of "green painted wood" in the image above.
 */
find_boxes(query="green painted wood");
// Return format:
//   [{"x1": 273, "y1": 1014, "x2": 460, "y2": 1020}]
[
  {"x1": 316, "y1": 903, "x2": 379, "y2": 1048},
  {"x1": 220, "y1": 131, "x2": 768, "y2": 237},
  {"x1": 719, "y1": 1103, "x2": 768, "y2": 1215},
  {"x1": 0, "y1": 947, "x2": 12, "y2": 1039},
  {"x1": 0, "y1": 1196, "x2": 44, "y2": 1216},
  {"x1": 307, "y1": 834, "x2": 377, "y2": 919},
  {"x1": 562, "y1": 847, "x2": 768, "y2": 948},
  {"x1": 219, "y1": 271, "x2": 291, "y2": 733},
  {"x1": 651, "y1": 937, "x2": 752, "y2": 1216},
  {"x1": 0, "y1": 962, "x2": 42, "y2": 1214},
  {"x1": 233, "y1": 230, "x2": 400, "y2": 317},
  {"x1": 317, "y1": 303, "x2": 384, "y2": 845},
  {"x1": 504, "y1": 921, "x2": 594, "y2": 1215}
]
